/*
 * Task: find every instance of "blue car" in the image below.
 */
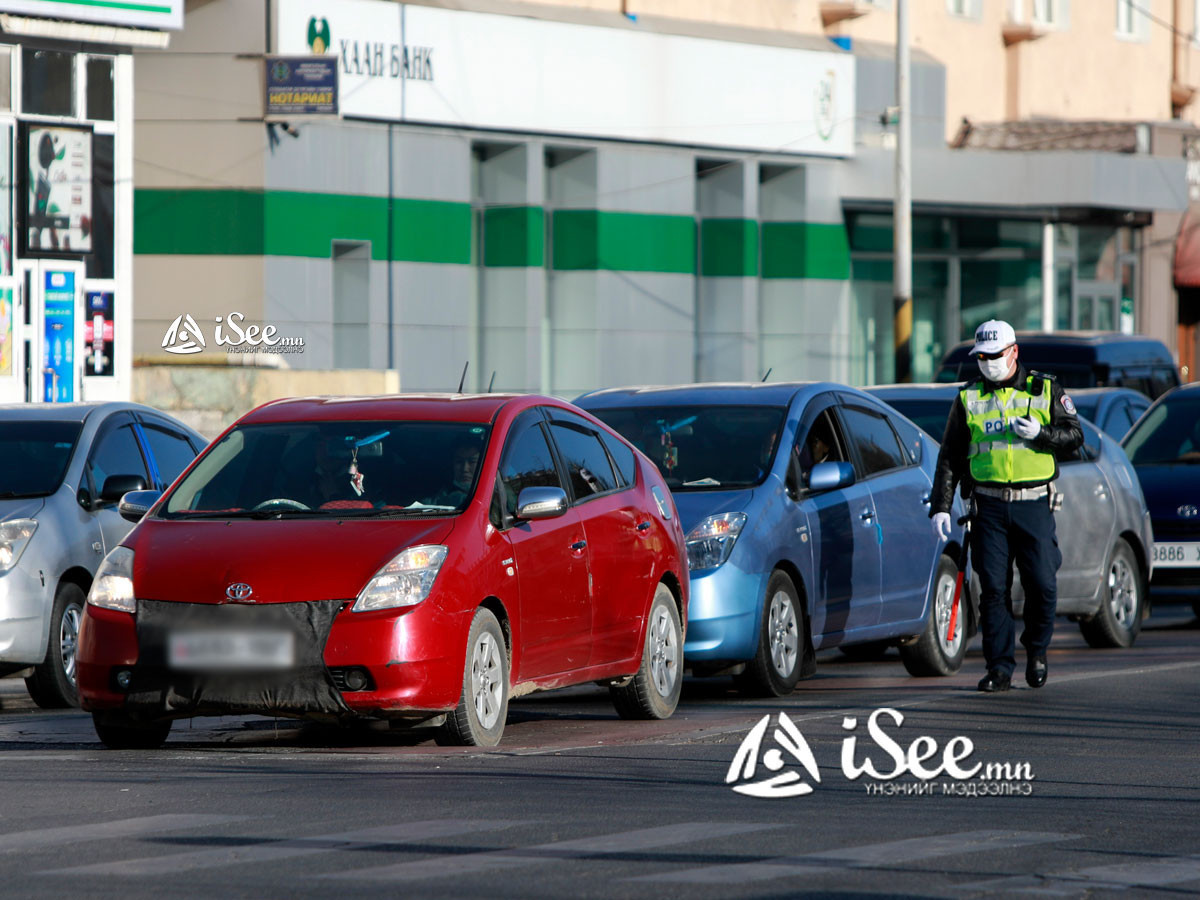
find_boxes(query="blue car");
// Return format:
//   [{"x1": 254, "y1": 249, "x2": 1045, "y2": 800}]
[
  {"x1": 575, "y1": 383, "x2": 974, "y2": 696},
  {"x1": 1121, "y1": 382, "x2": 1200, "y2": 616}
]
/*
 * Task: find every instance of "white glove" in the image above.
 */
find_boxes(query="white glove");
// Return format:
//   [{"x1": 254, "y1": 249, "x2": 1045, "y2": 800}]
[
  {"x1": 1011, "y1": 416, "x2": 1041, "y2": 440},
  {"x1": 932, "y1": 512, "x2": 952, "y2": 542}
]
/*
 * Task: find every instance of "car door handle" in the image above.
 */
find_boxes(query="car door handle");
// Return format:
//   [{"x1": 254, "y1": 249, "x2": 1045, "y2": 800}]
[
  {"x1": 636, "y1": 521, "x2": 652, "y2": 532},
  {"x1": 1094, "y1": 483, "x2": 1108, "y2": 500},
  {"x1": 571, "y1": 540, "x2": 587, "y2": 551},
  {"x1": 860, "y1": 510, "x2": 875, "y2": 522},
  {"x1": 921, "y1": 493, "x2": 931, "y2": 506}
]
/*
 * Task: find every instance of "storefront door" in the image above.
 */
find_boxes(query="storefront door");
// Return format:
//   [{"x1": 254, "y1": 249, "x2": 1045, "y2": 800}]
[{"x1": 19, "y1": 259, "x2": 85, "y2": 403}]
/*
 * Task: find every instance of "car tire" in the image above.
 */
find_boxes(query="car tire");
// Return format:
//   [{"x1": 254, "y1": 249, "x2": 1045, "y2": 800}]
[
  {"x1": 900, "y1": 554, "x2": 967, "y2": 677},
  {"x1": 839, "y1": 640, "x2": 892, "y2": 661},
  {"x1": 611, "y1": 584, "x2": 682, "y2": 720},
  {"x1": 93, "y1": 712, "x2": 173, "y2": 750},
  {"x1": 25, "y1": 582, "x2": 85, "y2": 709},
  {"x1": 734, "y1": 571, "x2": 805, "y2": 697},
  {"x1": 1079, "y1": 538, "x2": 1143, "y2": 649},
  {"x1": 435, "y1": 608, "x2": 509, "y2": 747}
]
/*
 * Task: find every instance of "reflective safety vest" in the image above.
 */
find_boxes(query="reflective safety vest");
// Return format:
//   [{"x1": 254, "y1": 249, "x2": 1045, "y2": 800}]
[{"x1": 960, "y1": 376, "x2": 1055, "y2": 484}]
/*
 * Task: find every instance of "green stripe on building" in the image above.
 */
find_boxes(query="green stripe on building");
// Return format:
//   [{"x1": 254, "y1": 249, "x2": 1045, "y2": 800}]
[
  {"x1": 45, "y1": 0, "x2": 172, "y2": 12},
  {"x1": 700, "y1": 218, "x2": 757, "y2": 277},
  {"x1": 135, "y1": 189, "x2": 265, "y2": 255},
  {"x1": 483, "y1": 206, "x2": 544, "y2": 267},
  {"x1": 762, "y1": 222, "x2": 851, "y2": 280},
  {"x1": 552, "y1": 210, "x2": 695, "y2": 273}
]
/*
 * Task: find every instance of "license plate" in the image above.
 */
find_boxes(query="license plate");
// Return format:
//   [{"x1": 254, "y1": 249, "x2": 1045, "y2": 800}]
[
  {"x1": 1151, "y1": 542, "x2": 1200, "y2": 569},
  {"x1": 168, "y1": 630, "x2": 295, "y2": 671}
]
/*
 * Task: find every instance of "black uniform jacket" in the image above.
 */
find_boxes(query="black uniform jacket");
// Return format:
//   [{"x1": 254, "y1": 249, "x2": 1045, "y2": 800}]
[{"x1": 930, "y1": 363, "x2": 1084, "y2": 516}]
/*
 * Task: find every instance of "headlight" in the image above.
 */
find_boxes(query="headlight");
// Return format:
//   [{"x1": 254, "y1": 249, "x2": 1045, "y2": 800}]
[
  {"x1": 353, "y1": 545, "x2": 448, "y2": 612},
  {"x1": 685, "y1": 512, "x2": 747, "y2": 572},
  {"x1": 0, "y1": 519, "x2": 37, "y2": 573},
  {"x1": 88, "y1": 546, "x2": 136, "y2": 613}
]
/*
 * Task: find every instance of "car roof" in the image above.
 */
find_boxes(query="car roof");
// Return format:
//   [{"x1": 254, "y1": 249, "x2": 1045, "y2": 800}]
[
  {"x1": 238, "y1": 393, "x2": 529, "y2": 425},
  {"x1": 575, "y1": 382, "x2": 834, "y2": 409},
  {"x1": 0, "y1": 401, "x2": 137, "y2": 423},
  {"x1": 942, "y1": 332, "x2": 1174, "y2": 366}
]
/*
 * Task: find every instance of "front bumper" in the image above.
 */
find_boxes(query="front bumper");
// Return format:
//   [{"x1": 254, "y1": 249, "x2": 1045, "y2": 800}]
[
  {"x1": 0, "y1": 566, "x2": 52, "y2": 665},
  {"x1": 682, "y1": 564, "x2": 767, "y2": 664},
  {"x1": 78, "y1": 596, "x2": 469, "y2": 720}
]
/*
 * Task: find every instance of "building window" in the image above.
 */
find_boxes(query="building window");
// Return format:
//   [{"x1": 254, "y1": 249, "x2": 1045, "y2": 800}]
[
  {"x1": 1116, "y1": 0, "x2": 1148, "y2": 38},
  {"x1": 947, "y1": 0, "x2": 981, "y2": 19},
  {"x1": 86, "y1": 57, "x2": 114, "y2": 122},
  {"x1": 0, "y1": 47, "x2": 12, "y2": 112},
  {"x1": 1032, "y1": 0, "x2": 1068, "y2": 29},
  {"x1": 21, "y1": 48, "x2": 74, "y2": 117}
]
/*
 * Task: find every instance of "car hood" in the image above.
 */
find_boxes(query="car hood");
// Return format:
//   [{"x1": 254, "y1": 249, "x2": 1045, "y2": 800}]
[
  {"x1": 671, "y1": 489, "x2": 756, "y2": 534},
  {"x1": 0, "y1": 497, "x2": 47, "y2": 522},
  {"x1": 1134, "y1": 465, "x2": 1200, "y2": 521},
  {"x1": 127, "y1": 517, "x2": 458, "y2": 604}
]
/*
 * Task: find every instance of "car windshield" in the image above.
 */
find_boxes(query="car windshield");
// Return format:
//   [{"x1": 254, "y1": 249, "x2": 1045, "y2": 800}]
[
  {"x1": 1122, "y1": 396, "x2": 1200, "y2": 465},
  {"x1": 876, "y1": 398, "x2": 953, "y2": 441},
  {"x1": 0, "y1": 421, "x2": 82, "y2": 497},
  {"x1": 162, "y1": 421, "x2": 491, "y2": 518},
  {"x1": 1070, "y1": 397, "x2": 1099, "y2": 422},
  {"x1": 587, "y1": 405, "x2": 785, "y2": 490}
]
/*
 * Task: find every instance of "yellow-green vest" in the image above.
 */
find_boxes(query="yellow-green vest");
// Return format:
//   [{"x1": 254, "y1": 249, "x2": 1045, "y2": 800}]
[{"x1": 960, "y1": 376, "x2": 1055, "y2": 484}]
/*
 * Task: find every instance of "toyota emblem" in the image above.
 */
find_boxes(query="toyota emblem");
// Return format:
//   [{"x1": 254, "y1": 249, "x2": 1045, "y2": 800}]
[
  {"x1": 225, "y1": 582, "x2": 255, "y2": 602},
  {"x1": 1180, "y1": 505, "x2": 1199, "y2": 519}
]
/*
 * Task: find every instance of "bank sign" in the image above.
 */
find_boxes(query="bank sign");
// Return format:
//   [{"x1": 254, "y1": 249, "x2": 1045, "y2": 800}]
[
  {"x1": 0, "y1": 0, "x2": 182, "y2": 30},
  {"x1": 276, "y1": 0, "x2": 855, "y2": 157}
]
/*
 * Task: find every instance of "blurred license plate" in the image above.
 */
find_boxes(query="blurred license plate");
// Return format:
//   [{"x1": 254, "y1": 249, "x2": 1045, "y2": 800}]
[
  {"x1": 168, "y1": 630, "x2": 294, "y2": 671},
  {"x1": 1152, "y1": 542, "x2": 1200, "y2": 568}
]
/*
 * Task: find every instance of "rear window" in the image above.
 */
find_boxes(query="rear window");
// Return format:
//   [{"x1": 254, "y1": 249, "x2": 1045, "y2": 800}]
[
  {"x1": 0, "y1": 421, "x2": 81, "y2": 497},
  {"x1": 163, "y1": 421, "x2": 490, "y2": 518},
  {"x1": 589, "y1": 405, "x2": 785, "y2": 491}
]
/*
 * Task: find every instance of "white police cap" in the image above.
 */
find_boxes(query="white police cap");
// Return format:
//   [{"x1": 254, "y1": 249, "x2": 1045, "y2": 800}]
[{"x1": 971, "y1": 319, "x2": 1016, "y2": 356}]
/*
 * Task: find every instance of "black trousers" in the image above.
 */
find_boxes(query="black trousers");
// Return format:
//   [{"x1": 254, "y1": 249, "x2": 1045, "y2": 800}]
[{"x1": 971, "y1": 493, "x2": 1062, "y2": 676}]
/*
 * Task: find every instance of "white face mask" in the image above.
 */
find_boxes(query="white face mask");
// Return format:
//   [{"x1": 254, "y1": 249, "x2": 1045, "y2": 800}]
[{"x1": 978, "y1": 355, "x2": 1013, "y2": 382}]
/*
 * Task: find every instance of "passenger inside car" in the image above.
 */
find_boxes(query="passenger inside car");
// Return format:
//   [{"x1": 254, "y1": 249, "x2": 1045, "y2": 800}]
[{"x1": 426, "y1": 442, "x2": 482, "y2": 507}]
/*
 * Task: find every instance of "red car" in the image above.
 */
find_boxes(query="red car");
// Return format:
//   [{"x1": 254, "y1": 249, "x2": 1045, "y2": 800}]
[{"x1": 76, "y1": 395, "x2": 688, "y2": 748}]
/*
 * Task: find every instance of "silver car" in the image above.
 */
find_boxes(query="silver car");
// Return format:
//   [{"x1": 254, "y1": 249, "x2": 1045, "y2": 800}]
[
  {"x1": 867, "y1": 384, "x2": 1155, "y2": 648},
  {"x1": 0, "y1": 403, "x2": 206, "y2": 707}
]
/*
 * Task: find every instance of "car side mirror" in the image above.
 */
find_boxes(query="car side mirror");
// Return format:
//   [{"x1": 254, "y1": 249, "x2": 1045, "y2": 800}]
[
  {"x1": 808, "y1": 461, "x2": 856, "y2": 493},
  {"x1": 515, "y1": 486, "x2": 569, "y2": 520},
  {"x1": 118, "y1": 490, "x2": 162, "y2": 523},
  {"x1": 100, "y1": 474, "x2": 148, "y2": 505}
]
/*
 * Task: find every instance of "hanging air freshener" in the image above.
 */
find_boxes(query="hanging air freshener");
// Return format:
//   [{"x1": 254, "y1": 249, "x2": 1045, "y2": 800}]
[{"x1": 349, "y1": 446, "x2": 365, "y2": 496}]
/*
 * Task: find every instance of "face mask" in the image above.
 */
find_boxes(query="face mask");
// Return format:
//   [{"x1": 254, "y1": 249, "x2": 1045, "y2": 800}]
[{"x1": 978, "y1": 356, "x2": 1012, "y2": 382}]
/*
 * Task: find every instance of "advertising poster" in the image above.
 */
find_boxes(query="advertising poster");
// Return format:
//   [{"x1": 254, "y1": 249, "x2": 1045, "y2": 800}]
[
  {"x1": 26, "y1": 126, "x2": 92, "y2": 255},
  {"x1": 266, "y1": 56, "x2": 338, "y2": 114},
  {"x1": 42, "y1": 270, "x2": 74, "y2": 402},
  {"x1": 84, "y1": 290, "x2": 114, "y2": 377},
  {"x1": 0, "y1": 124, "x2": 11, "y2": 276},
  {"x1": 0, "y1": 287, "x2": 11, "y2": 377}
]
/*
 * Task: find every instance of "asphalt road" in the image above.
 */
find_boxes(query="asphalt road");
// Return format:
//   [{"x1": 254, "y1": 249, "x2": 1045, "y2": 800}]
[{"x1": 1, "y1": 606, "x2": 1198, "y2": 899}]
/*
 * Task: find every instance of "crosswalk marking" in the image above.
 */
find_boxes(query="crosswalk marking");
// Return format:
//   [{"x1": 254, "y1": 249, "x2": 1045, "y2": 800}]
[
  {"x1": 324, "y1": 822, "x2": 780, "y2": 882},
  {"x1": 963, "y1": 854, "x2": 1200, "y2": 894},
  {"x1": 44, "y1": 819, "x2": 524, "y2": 877},
  {"x1": 0, "y1": 815, "x2": 241, "y2": 855},
  {"x1": 631, "y1": 830, "x2": 1080, "y2": 884}
]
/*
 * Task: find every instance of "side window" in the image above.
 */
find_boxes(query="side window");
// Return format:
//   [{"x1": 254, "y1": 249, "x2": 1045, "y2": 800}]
[
  {"x1": 88, "y1": 424, "x2": 148, "y2": 495},
  {"x1": 791, "y1": 407, "x2": 849, "y2": 490},
  {"x1": 838, "y1": 406, "x2": 908, "y2": 477},
  {"x1": 1149, "y1": 367, "x2": 1178, "y2": 399},
  {"x1": 600, "y1": 431, "x2": 637, "y2": 488},
  {"x1": 885, "y1": 411, "x2": 923, "y2": 465},
  {"x1": 141, "y1": 424, "x2": 198, "y2": 487},
  {"x1": 1063, "y1": 419, "x2": 1102, "y2": 463},
  {"x1": 548, "y1": 422, "x2": 618, "y2": 500},
  {"x1": 498, "y1": 415, "x2": 563, "y2": 523}
]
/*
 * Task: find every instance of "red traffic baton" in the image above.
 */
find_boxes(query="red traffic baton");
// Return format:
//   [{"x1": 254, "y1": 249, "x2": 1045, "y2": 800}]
[{"x1": 946, "y1": 512, "x2": 972, "y2": 644}]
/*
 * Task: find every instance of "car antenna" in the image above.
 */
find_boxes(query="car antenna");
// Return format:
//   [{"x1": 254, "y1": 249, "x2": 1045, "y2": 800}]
[
  {"x1": 761, "y1": 367, "x2": 772, "y2": 382},
  {"x1": 487, "y1": 371, "x2": 496, "y2": 393},
  {"x1": 457, "y1": 361, "x2": 469, "y2": 394}
]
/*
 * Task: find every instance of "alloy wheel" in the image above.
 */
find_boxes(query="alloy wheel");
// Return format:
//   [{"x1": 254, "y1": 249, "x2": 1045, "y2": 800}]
[
  {"x1": 60, "y1": 603, "x2": 82, "y2": 684},
  {"x1": 648, "y1": 606, "x2": 679, "y2": 698},
  {"x1": 470, "y1": 632, "x2": 504, "y2": 730},
  {"x1": 1108, "y1": 557, "x2": 1137, "y2": 628},
  {"x1": 768, "y1": 591, "x2": 799, "y2": 678},
  {"x1": 932, "y1": 573, "x2": 963, "y2": 658}
]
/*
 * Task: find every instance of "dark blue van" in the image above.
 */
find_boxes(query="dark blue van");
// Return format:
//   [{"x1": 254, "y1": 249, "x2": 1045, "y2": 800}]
[{"x1": 937, "y1": 332, "x2": 1179, "y2": 399}]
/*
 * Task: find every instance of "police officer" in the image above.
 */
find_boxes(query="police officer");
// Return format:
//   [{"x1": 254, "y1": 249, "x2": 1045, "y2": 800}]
[{"x1": 930, "y1": 320, "x2": 1083, "y2": 692}]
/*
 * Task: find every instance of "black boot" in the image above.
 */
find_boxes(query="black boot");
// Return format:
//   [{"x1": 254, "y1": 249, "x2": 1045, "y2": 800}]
[
  {"x1": 1026, "y1": 655, "x2": 1047, "y2": 688},
  {"x1": 977, "y1": 669, "x2": 1012, "y2": 693}
]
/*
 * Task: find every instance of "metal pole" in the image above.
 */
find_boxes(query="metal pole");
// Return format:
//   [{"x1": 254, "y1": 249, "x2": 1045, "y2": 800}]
[
  {"x1": 1041, "y1": 220, "x2": 1055, "y2": 331},
  {"x1": 893, "y1": 0, "x2": 913, "y2": 383}
]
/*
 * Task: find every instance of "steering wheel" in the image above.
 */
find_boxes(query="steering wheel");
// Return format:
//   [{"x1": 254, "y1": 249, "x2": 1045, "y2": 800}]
[{"x1": 252, "y1": 498, "x2": 311, "y2": 511}]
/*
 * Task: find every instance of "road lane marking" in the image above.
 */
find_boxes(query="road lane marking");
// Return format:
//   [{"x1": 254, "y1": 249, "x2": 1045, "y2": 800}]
[
  {"x1": 0, "y1": 815, "x2": 242, "y2": 854},
  {"x1": 324, "y1": 822, "x2": 780, "y2": 882},
  {"x1": 633, "y1": 830, "x2": 1080, "y2": 884},
  {"x1": 962, "y1": 853, "x2": 1200, "y2": 894},
  {"x1": 43, "y1": 819, "x2": 525, "y2": 877}
]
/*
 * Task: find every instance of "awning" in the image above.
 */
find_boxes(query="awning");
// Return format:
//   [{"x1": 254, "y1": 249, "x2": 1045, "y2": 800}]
[{"x1": 1174, "y1": 208, "x2": 1200, "y2": 289}]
